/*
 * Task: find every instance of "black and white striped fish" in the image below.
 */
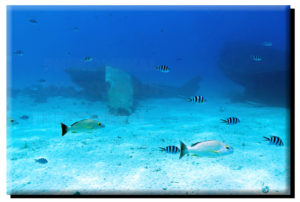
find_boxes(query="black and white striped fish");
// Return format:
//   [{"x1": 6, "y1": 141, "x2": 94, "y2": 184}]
[
  {"x1": 187, "y1": 96, "x2": 206, "y2": 103},
  {"x1": 155, "y1": 65, "x2": 170, "y2": 73},
  {"x1": 263, "y1": 136, "x2": 284, "y2": 146},
  {"x1": 251, "y1": 55, "x2": 263, "y2": 62},
  {"x1": 159, "y1": 146, "x2": 180, "y2": 154},
  {"x1": 221, "y1": 117, "x2": 240, "y2": 124}
]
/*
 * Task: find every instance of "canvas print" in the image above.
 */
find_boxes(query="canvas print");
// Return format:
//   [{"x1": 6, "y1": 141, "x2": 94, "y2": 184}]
[{"x1": 6, "y1": 6, "x2": 292, "y2": 196}]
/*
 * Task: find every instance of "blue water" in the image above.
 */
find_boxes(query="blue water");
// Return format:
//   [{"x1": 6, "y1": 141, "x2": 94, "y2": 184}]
[{"x1": 7, "y1": 6, "x2": 291, "y2": 195}]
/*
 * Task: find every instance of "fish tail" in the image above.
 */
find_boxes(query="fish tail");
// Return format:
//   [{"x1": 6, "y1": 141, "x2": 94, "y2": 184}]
[
  {"x1": 61, "y1": 123, "x2": 68, "y2": 136},
  {"x1": 263, "y1": 136, "x2": 270, "y2": 141},
  {"x1": 220, "y1": 119, "x2": 227, "y2": 123},
  {"x1": 187, "y1": 98, "x2": 192, "y2": 102},
  {"x1": 159, "y1": 147, "x2": 166, "y2": 151},
  {"x1": 179, "y1": 141, "x2": 188, "y2": 159}
]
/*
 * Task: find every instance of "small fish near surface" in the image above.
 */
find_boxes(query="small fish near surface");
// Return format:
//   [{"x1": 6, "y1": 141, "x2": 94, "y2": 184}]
[
  {"x1": 251, "y1": 55, "x2": 263, "y2": 62},
  {"x1": 263, "y1": 136, "x2": 284, "y2": 146},
  {"x1": 221, "y1": 117, "x2": 240, "y2": 125},
  {"x1": 155, "y1": 65, "x2": 170, "y2": 73},
  {"x1": 179, "y1": 140, "x2": 233, "y2": 159},
  {"x1": 61, "y1": 119, "x2": 104, "y2": 136},
  {"x1": 83, "y1": 56, "x2": 93, "y2": 63},
  {"x1": 35, "y1": 158, "x2": 48, "y2": 164},
  {"x1": 160, "y1": 146, "x2": 180, "y2": 154},
  {"x1": 13, "y1": 50, "x2": 24, "y2": 56},
  {"x1": 187, "y1": 96, "x2": 206, "y2": 103}
]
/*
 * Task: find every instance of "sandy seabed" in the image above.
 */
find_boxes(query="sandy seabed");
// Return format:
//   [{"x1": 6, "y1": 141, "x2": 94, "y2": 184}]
[{"x1": 7, "y1": 96, "x2": 290, "y2": 195}]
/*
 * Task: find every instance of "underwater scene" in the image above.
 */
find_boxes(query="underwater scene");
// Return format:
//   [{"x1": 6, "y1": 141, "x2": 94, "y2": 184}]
[{"x1": 7, "y1": 6, "x2": 291, "y2": 195}]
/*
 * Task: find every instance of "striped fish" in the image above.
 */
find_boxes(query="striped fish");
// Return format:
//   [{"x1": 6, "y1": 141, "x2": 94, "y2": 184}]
[
  {"x1": 83, "y1": 56, "x2": 93, "y2": 63},
  {"x1": 221, "y1": 117, "x2": 240, "y2": 124},
  {"x1": 263, "y1": 136, "x2": 284, "y2": 146},
  {"x1": 155, "y1": 65, "x2": 170, "y2": 73},
  {"x1": 187, "y1": 96, "x2": 206, "y2": 103},
  {"x1": 159, "y1": 146, "x2": 180, "y2": 154},
  {"x1": 251, "y1": 55, "x2": 263, "y2": 62}
]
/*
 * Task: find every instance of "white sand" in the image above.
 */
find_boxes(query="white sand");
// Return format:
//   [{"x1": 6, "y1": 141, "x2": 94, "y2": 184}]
[{"x1": 7, "y1": 96, "x2": 290, "y2": 195}]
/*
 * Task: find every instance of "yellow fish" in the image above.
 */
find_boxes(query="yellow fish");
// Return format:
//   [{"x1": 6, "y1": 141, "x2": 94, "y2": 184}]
[
  {"x1": 179, "y1": 140, "x2": 233, "y2": 159},
  {"x1": 61, "y1": 119, "x2": 104, "y2": 136}
]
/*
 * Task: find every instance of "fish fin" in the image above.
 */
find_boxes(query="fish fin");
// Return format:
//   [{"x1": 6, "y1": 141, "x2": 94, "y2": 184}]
[
  {"x1": 159, "y1": 147, "x2": 166, "y2": 151},
  {"x1": 72, "y1": 131, "x2": 78, "y2": 133},
  {"x1": 179, "y1": 141, "x2": 188, "y2": 159},
  {"x1": 191, "y1": 154, "x2": 200, "y2": 157},
  {"x1": 71, "y1": 121, "x2": 79, "y2": 126},
  {"x1": 263, "y1": 136, "x2": 270, "y2": 141},
  {"x1": 211, "y1": 150, "x2": 219, "y2": 153},
  {"x1": 61, "y1": 123, "x2": 68, "y2": 136},
  {"x1": 191, "y1": 142, "x2": 201, "y2": 147}
]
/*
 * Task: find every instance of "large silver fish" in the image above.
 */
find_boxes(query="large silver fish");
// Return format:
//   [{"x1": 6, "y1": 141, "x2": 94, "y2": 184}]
[
  {"x1": 179, "y1": 140, "x2": 233, "y2": 159},
  {"x1": 61, "y1": 119, "x2": 104, "y2": 136}
]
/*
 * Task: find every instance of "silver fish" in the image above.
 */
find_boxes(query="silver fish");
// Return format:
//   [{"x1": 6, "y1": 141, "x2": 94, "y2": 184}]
[
  {"x1": 179, "y1": 140, "x2": 233, "y2": 159},
  {"x1": 61, "y1": 119, "x2": 104, "y2": 136}
]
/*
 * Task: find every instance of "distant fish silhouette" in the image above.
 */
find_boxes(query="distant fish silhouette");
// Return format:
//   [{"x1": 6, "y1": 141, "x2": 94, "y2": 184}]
[
  {"x1": 13, "y1": 50, "x2": 24, "y2": 56},
  {"x1": 29, "y1": 19, "x2": 37, "y2": 23},
  {"x1": 20, "y1": 115, "x2": 29, "y2": 120},
  {"x1": 251, "y1": 55, "x2": 263, "y2": 62},
  {"x1": 155, "y1": 65, "x2": 170, "y2": 73},
  {"x1": 35, "y1": 158, "x2": 48, "y2": 164},
  {"x1": 83, "y1": 56, "x2": 93, "y2": 63},
  {"x1": 38, "y1": 79, "x2": 46, "y2": 83}
]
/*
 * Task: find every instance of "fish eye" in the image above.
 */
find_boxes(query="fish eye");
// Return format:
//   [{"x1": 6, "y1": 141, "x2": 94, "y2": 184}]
[
  {"x1": 97, "y1": 122, "x2": 101, "y2": 125},
  {"x1": 225, "y1": 145, "x2": 230, "y2": 149}
]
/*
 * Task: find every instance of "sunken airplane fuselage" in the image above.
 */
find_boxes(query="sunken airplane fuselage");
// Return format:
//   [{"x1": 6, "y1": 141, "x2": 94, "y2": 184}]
[
  {"x1": 64, "y1": 66, "x2": 202, "y2": 102},
  {"x1": 219, "y1": 42, "x2": 290, "y2": 107}
]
